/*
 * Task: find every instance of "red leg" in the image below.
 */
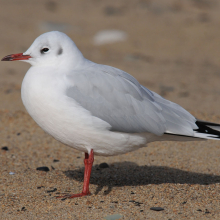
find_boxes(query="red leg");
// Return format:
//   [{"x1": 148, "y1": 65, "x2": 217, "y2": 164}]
[{"x1": 57, "y1": 149, "x2": 94, "y2": 199}]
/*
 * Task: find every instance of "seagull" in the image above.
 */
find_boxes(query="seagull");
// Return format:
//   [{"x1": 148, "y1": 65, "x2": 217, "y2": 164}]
[{"x1": 2, "y1": 31, "x2": 220, "y2": 198}]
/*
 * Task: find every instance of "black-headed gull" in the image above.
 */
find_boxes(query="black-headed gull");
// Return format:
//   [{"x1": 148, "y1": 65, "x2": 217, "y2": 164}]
[{"x1": 2, "y1": 31, "x2": 220, "y2": 198}]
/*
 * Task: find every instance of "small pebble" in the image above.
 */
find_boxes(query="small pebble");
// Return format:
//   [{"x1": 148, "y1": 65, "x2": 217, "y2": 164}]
[
  {"x1": 99, "y1": 162, "x2": 109, "y2": 168},
  {"x1": 9, "y1": 172, "x2": 15, "y2": 175},
  {"x1": 129, "y1": 200, "x2": 143, "y2": 206},
  {"x1": 47, "y1": 188, "x2": 57, "y2": 193},
  {"x1": 21, "y1": 207, "x2": 26, "y2": 211},
  {"x1": 104, "y1": 214, "x2": 123, "y2": 220},
  {"x1": 111, "y1": 201, "x2": 118, "y2": 203},
  {"x1": 53, "y1": 159, "x2": 59, "y2": 162},
  {"x1": 1, "y1": 146, "x2": 9, "y2": 151},
  {"x1": 36, "y1": 166, "x2": 50, "y2": 172},
  {"x1": 134, "y1": 202, "x2": 143, "y2": 206},
  {"x1": 205, "y1": 209, "x2": 211, "y2": 214},
  {"x1": 150, "y1": 207, "x2": 164, "y2": 211}
]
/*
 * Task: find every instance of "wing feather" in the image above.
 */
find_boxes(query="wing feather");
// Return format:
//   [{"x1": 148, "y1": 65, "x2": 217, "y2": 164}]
[{"x1": 66, "y1": 63, "x2": 196, "y2": 136}]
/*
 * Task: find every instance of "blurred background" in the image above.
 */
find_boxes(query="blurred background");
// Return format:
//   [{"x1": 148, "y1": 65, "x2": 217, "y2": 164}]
[{"x1": 1, "y1": 0, "x2": 220, "y2": 115}]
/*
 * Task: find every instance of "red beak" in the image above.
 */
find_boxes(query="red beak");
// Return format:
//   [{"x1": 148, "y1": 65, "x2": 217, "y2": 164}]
[{"x1": 1, "y1": 53, "x2": 32, "y2": 61}]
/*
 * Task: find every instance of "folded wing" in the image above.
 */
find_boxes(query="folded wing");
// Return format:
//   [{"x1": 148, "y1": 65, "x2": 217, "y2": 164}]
[{"x1": 66, "y1": 63, "x2": 197, "y2": 136}]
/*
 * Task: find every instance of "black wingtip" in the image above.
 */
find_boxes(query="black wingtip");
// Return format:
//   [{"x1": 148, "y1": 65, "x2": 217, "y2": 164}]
[{"x1": 195, "y1": 120, "x2": 220, "y2": 139}]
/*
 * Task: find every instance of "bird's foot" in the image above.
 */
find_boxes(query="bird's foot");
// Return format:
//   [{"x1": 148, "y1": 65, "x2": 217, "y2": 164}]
[{"x1": 56, "y1": 191, "x2": 91, "y2": 199}]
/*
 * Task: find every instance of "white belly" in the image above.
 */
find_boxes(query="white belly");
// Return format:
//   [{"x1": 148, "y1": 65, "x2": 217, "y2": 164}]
[{"x1": 21, "y1": 68, "x2": 147, "y2": 156}]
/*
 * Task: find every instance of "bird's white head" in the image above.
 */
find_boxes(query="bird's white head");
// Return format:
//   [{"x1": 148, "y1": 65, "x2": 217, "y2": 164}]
[{"x1": 2, "y1": 31, "x2": 84, "y2": 67}]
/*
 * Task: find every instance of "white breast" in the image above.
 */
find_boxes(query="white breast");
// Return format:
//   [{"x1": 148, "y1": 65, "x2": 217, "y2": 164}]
[{"x1": 21, "y1": 66, "x2": 147, "y2": 156}]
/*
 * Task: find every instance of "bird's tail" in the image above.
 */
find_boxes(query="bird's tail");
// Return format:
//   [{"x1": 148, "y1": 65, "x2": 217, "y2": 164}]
[
  {"x1": 193, "y1": 120, "x2": 220, "y2": 140},
  {"x1": 152, "y1": 120, "x2": 220, "y2": 142}
]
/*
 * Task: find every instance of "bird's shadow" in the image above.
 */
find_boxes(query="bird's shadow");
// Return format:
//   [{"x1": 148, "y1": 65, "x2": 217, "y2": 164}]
[{"x1": 64, "y1": 162, "x2": 220, "y2": 195}]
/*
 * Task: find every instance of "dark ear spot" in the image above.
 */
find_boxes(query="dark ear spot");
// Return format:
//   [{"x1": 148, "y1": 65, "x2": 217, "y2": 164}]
[{"x1": 57, "y1": 48, "x2": 63, "y2": 55}]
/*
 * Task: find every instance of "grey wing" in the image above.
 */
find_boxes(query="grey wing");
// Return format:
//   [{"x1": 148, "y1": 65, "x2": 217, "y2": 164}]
[{"x1": 66, "y1": 63, "x2": 197, "y2": 136}]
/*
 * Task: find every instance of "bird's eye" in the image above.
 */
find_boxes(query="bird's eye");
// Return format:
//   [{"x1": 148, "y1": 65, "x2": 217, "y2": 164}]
[{"x1": 41, "y1": 48, "x2": 49, "y2": 53}]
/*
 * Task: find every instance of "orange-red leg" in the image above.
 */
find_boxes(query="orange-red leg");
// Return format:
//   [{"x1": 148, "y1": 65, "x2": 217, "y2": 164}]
[{"x1": 57, "y1": 149, "x2": 94, "y2": 199}]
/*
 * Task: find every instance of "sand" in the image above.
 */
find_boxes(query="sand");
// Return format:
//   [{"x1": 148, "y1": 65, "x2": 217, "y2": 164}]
[{"x1": 1, "y1": 0, "x2": 220, "y2": 219}]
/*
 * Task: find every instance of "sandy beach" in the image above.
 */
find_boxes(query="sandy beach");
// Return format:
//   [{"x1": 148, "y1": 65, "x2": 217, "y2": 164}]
[{"x1": 1, "y1": 1, "x2": 220, "y2": 219}]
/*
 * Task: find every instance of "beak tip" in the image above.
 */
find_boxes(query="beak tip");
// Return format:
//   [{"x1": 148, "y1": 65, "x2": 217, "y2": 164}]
[
  {"x1": 1, "y1": 55, "x2": 12, "y2": 61},
  {"x1": 1, "y1": 53, "x2": 31, "y2": 61}
]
